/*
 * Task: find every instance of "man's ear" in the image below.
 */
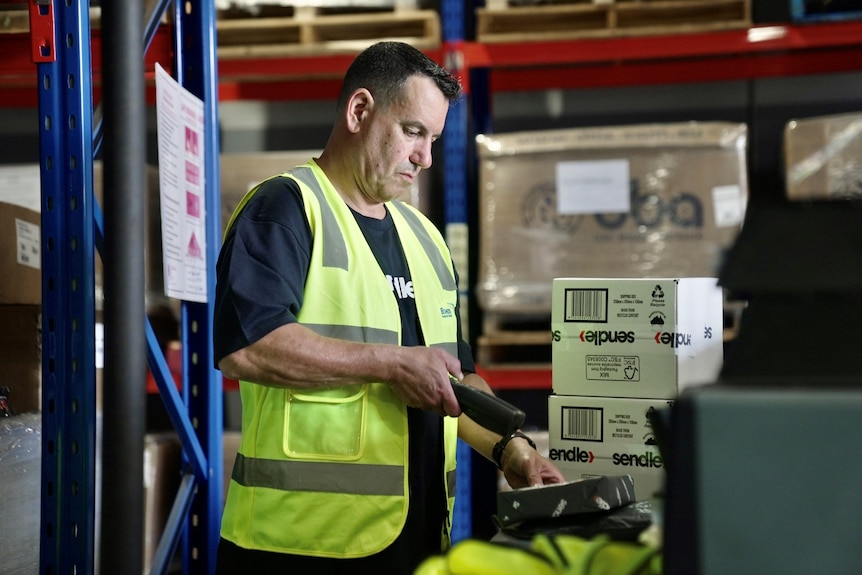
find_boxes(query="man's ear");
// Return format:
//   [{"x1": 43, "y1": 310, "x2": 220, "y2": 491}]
[{"x1": 345, "y1": 88, "x2": 373, "y2": 134}]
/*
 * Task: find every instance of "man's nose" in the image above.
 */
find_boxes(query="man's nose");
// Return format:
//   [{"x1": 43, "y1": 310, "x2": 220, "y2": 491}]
[{"x1": 411, "y1": 139, "x2": 432, "y2": 170}]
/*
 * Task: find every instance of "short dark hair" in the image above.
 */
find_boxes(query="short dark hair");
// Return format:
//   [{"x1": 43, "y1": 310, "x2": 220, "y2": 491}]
[{"x1": 336, "y1": 41, "x2": 462, "y2": 112}]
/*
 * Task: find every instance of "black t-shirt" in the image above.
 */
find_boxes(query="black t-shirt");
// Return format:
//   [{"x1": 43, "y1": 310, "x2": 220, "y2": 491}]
[{"x1": 213, "y1": 173, "x2": 475, "y2": 573}]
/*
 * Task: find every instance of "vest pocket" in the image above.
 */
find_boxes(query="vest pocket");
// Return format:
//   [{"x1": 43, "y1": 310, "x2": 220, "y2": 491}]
[{"x1": 284, "y1": 385, "x2": 367, "y2": 461}]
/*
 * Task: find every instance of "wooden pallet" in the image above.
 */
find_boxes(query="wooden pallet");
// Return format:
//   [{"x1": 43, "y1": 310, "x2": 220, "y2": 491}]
[
  {"x1": 476, "y1": 312, "x2": 552, "y2": 367},
  {"x1": 216, "y1": 3, "x2": 440, "y2": 58},
  {"x1": 476, "y1": 0, "x2": 751, "y2": 43},
  {"x1": 476, "y1": 329, "x2": 553, "y2": 367}
]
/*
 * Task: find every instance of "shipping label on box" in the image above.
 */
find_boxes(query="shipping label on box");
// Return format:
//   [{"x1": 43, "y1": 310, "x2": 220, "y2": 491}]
[
  {"x1": 551, "y1": 277, "x2": 723, "y2": 399},
  {"x1": 548, "y1": 395, "x2": 671, "y2": 501},
  {"x1": 475, "y1": 122, "x2": 748, "y2": 314}
]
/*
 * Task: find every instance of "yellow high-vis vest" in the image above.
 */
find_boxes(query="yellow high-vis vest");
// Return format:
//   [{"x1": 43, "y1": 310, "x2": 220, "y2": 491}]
[{"x1": 220, "y1": 161, "x2": 460, "y2": 558}]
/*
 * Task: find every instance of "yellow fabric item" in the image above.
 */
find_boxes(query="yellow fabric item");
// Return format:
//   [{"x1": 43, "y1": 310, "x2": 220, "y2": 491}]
[
  {"x1": 414, "y1": 535, "x2": 662, "y2": 575},
  {"x1": 533, "y1": 534, "x2": 661, "y2": 575},
  {"x1": 220, "y1": 161, "x2": 461, "y2": 557}
]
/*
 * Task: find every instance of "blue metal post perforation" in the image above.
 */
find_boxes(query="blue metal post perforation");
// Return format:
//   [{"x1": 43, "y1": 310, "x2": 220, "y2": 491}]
[
  {"x1": 174, "y1": 1, "x2": 225, "y2": 572},
  {"x1": 37, "y1": 1, "x2": 98, "y2": 573}
]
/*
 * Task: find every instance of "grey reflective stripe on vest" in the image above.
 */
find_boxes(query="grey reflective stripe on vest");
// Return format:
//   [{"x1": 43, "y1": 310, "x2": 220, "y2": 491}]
[
  {"x1": 390, "y1": 201, "x2": 456, "y2": 292},
  {"x1": 291, "y1": 166, "x2": 348, "y2": 271},
  {"x1": 447, "y1": 468, "x2": 456, "y2": 497},
  {"x1": 292, "y1": 165, "x2": 455, "y2": 290},
  {"x1": 232, "y1": 453, "x2": 404, "y2": 496},
  {"x1": 305, "y1": 323, "x2": 399, "y2": 345}
]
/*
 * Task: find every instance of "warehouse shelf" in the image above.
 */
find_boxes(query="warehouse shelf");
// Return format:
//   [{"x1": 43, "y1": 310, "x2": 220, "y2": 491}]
[
  {"x1": 457, "y1": 20, "x2": 862, "y2": 91},
  {"x1": 22, "y1": 1, "x2": 222, "y2": 573},
  {"x1": 4, "y1": 20, "x2": 862, "y2": 104},
  {"x1": 8, "y1": 4, "x2": 862, "y2": 569}
]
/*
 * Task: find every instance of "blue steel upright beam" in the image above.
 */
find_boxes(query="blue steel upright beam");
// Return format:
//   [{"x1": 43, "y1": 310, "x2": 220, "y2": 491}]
[
  {"x1": 173, "y1": 1, "x2": 224, "y2": 573},
  {"x1": 440, "y1": 0, "x2": 474, "y2": 545},
  {"x1": 37, "y1": 1, "x2": 98, "y2": 573}
]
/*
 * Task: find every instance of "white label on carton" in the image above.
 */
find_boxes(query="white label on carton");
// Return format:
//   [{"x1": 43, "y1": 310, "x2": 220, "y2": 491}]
[
  {"x1": 15, "y1": 217, "x2": 40, "y2": 270},
  {"x1": 585, "y1": 354, "x2": 640, "y2": 382},
  {"x1": 712, "y1": 184, "x2": 745, "y2": 227},
  {"x1": 556, "y1": 159, "x2": 630, "y2": 215}
]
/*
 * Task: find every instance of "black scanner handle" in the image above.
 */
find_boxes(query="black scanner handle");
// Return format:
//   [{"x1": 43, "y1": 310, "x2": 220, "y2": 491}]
[{"x1": 450, "y1": 378, "x2": 526, "y2": 436}]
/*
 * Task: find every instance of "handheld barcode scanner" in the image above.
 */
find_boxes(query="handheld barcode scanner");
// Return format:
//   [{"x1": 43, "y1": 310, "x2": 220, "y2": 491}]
[{"x1": 450, "y1": 376, "x2": 526, "y2": 436}]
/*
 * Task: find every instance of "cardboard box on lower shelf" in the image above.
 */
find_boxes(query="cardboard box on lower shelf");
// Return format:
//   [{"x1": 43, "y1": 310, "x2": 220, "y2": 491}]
[{"x1": 0, "y1": 304, "x2": 41, "y2": 414}]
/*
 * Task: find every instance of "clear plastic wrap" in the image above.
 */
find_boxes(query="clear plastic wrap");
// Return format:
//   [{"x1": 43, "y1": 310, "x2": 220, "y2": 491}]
[
  {"x1": 0, "y1": 412, "x2": 41, "y2": 574},
  {"x1": 785, "y1": 111, "x2": 862, "y2": 201},
  {"x1": 475, "y1": 122, "x2": 748, "y2": 315}
]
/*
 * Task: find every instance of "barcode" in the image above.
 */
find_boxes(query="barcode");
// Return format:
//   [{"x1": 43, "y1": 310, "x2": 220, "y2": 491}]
[
  {"x1": 562, "y1": 406, "x2": 602, "y2": 442},
  {"x1": 564, "y1": 288, "x2": 608, "y2": 322}
]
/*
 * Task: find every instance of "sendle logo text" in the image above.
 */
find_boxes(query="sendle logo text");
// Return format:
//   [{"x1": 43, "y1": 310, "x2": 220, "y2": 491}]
[{"x1": 579, "y1": 330, "x2": 635, "y2": 346}]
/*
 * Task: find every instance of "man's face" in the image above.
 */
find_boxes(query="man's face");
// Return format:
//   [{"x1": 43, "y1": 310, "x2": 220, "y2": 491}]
[{"x1": 357, "y1": 75, "x2": 449, "y2": 203}]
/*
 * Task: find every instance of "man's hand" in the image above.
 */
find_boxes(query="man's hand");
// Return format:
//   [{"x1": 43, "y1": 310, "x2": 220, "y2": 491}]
[
  {"x1": 385, "y1": 346, "x2": 463, "y2": 418},
  {"x1": 500, "y1": 437, "x2": 566, "y2": 489}
]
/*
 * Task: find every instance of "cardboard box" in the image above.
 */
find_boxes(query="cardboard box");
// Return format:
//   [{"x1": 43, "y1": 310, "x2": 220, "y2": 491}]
[
  {"x1": 475, "y1": 122, "x2": 748, "y2": 314},
  {"x1": 143, "y1": 432, "x2": 182, "y2": 575},
  {"x1": 141, "y1": 430, "x2": 242, "y2": 573},
  {"x1": 220, "y1": 151, "x2": 435, "y2": 236},
  {"x1": 0, "y1": 305, "x2": 41, "y2": 414},
  {"x1": 551, "y1": 277, "x2": 724, "y2": 399},
  {"x1": 784, "y1": 111, "x2": 862, "y2": 201},
  {"x1": 0, "y1": 162, "x2": 163, "y2": 306},
  {"x1": 0, "y1": 202, "x2": 41, "y2": 305},
  {"x1": 548, "y1": 395, "x2": 670, "y2": 501}
]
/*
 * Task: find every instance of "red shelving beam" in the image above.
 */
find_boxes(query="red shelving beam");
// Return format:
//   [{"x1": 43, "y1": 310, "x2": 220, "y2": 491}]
[
  {"x1": 0, "y1": 24, "x2": 174, "y2": 106},
  {"x1": 455, "y1": 20, "x2": 862, "y2": 91},
  {"x1": 4, "y1": 22, "x2": 862, "y2": 106},
  {"x1": 476, "y1": 364, "x2": 552, "y2": 390}
]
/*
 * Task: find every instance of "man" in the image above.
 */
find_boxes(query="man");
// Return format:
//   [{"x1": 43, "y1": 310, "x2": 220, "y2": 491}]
[{"x1": 214, "y1": 41, "x2": 564, "y2": 574}]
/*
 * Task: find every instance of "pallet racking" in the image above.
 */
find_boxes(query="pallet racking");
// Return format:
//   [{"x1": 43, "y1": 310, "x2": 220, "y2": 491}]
[{"x1": 3, "y1": 1, "x2": 862, "y2": 572}]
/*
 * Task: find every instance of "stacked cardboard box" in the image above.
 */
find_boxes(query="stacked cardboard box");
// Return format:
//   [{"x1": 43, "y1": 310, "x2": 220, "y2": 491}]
[
  {"x1": 475, "y1": 122, "x2": 748, "y2": 316},
  {"x1": 548, "y1": 277, "x2": 724, "y2": 501}
]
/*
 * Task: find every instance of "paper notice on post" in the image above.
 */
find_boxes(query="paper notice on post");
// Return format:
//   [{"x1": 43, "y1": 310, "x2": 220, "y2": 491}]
[{"x1": 155, "y1": 63, "x2": 208, "y2": 303}]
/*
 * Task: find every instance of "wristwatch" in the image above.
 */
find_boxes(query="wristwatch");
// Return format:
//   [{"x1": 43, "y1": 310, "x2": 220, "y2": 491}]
[{"x1": 492, "y1": 430, "x2": 537, "y2": 470}]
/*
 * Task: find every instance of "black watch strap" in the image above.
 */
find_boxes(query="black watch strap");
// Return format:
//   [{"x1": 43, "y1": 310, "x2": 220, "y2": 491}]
[{"x1": 492, "y1": 430, "x2": 536, "y2": 470}]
